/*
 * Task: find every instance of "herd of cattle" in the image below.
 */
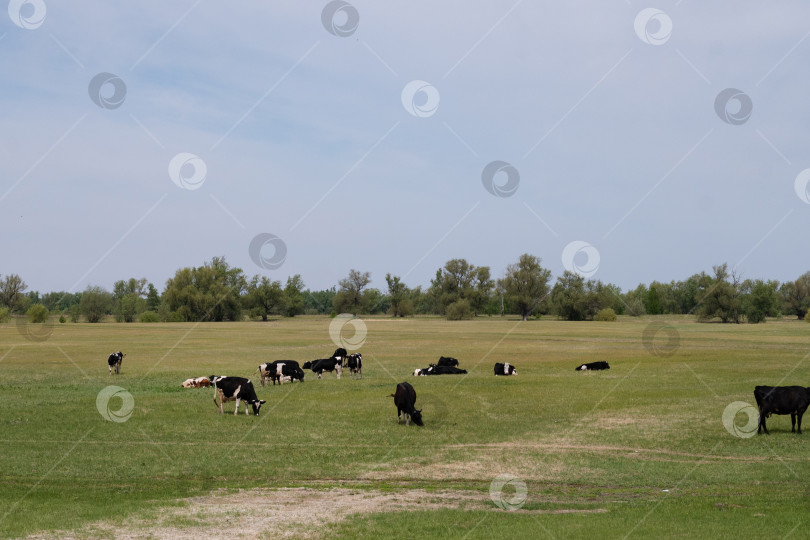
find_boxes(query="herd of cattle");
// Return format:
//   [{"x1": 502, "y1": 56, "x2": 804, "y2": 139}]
[{"x1": 106, "y1": 350, "x2": 810, "y2": 433}]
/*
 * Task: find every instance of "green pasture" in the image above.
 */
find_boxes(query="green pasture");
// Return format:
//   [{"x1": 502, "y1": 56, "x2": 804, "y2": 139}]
[{"x1": 0, "y1": 316, "x2": 808, "y2": 538}]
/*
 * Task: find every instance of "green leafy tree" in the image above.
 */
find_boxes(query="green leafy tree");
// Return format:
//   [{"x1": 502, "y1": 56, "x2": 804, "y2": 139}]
[
  {"x1": 163, "y1": 257, "x2": 246, "y2": 321},
  {"x1": 0, "y1": 274, "x2": 28, "y2": 313},
  {"x1": 27, "y1": 304, "x2": 49, "y2": 323},
  {"x1": 779, "y1": 271, "x2": 810, "y2": 319},
  {"x1": 146, "y1": 283, "x2": 161, "y2": 312},
  {"x1": 80, "y1": 285, "x2": 112, "y2": 323},
  {"x1": 245, "y1": 275, "x2": 283, "y2": 321},
  {"x1": 386, "y1": 274, "x2": 414, "y2": 317},
  {"x1": 741, "y1": 279, "x2": 781, "y2": 323},
  {"x1": 551, "y1": 271, "x2": 590, "y2": 321},
  {"x1": 499, "y1": 254, "x2": 551, "y2": 321},
  {"x1": 282, "y1": 275, "x2": 306, "y2": 317},
  {"x1": 694, "y1": 264, "x2": 741, "y2": 323},
  {"x1": 432, "y1": 259, "x2": 493, "y2": 318},
  {"x1": 333, "y1": 269, "x2": 371, "y2": 315}
]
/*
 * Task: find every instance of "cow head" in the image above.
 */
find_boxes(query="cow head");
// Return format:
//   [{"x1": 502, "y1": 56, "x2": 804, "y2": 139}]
[
  {"x1": 250, "y1": 399, "x2": 266, "y2": 416},
  {"x1": 293, "y1": 367, "x2": 305, "y2": 381},
  {"x1": 411, "y1": 409, "x2": 424, "y2": 426},
  {"x1": 302, "y1": 361, "x2": 313, "y2": 370}
]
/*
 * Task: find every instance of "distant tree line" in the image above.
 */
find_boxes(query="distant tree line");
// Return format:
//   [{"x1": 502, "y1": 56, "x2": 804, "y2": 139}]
[{"x1": 1, "y1": 256, "x2": 808, "y2": 324}]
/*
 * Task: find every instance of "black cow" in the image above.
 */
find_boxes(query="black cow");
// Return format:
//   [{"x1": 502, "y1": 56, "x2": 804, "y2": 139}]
[
  {"x1": 437, "y1": 356, "x2": 459, "y2": 367},
  {"x1": 257, "y1": 361, "x2": 304, "y2": 386},
  {"x1": 390, "y1": 381, "x2": 423, "y2": 426},
  {"x1": 575, "y1": 361, "x2": 610, "y2": 371},
  {"x1": 107, "y1": 351, "x2": 125, "y2": 375},
  {"x1": 303, "y1": 358, "x2": 343, "y2": 379},
  {"x1": 332, "y1": 347, "x2": 348, "y2": 365},
  {"x1": 494, "y1": 362, "x2": 517, "y2": 376},
  {"x1": 754, "y1": 385, "x2": 810, "y2": 434},
  {"x1": 209, "y1": 376, "x2": 265, "y2": 416},
  {"x1": 346, "y1": 353, "x2": 363, "y2": 379}
]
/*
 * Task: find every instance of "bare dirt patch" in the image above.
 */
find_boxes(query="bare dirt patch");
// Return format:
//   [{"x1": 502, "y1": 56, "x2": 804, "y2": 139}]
[{"x1": 28, "y1": 487, "x2": 602, "y2": 539}]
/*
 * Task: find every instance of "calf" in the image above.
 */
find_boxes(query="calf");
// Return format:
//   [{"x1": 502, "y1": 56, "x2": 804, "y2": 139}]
[
  {"x1": 437, "y1": 356, "x2": 459, "y2": 367},
  {"x1": 494, "y1": 362, "x2": 517, "y2": 376},
  {"x1": 390, "y1": 381, "x2": 423, "y2": 426},
  {"x1": 209, "y1": 376, "x2": 265, "y2": 416},
  {"x1": 181, "y1": 377, "x2": 211, "y2": 388},
  {"x1": 575, "y1": 361, "x2": 610, "y2": 371},
  {"x1": 346, "y1": 353, "x2": 363, "y2": 379},
  {"x1": 304, "y1": 358, "x2": 343, "y2": 379},
  {"x1": 107, "y1": 351, "x2": 125, "y2": 375},
  {"x1": 257, "y1": 360, "x2": 305, "y2": 386},
  {"x1": 754, "y1": 385, "x2": 810, "y2": 434}
]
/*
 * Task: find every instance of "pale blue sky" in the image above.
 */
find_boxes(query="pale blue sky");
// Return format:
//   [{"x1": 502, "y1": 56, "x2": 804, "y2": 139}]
[{"x1": 2, "y1": 1, "x2": 809, "y2": 294}]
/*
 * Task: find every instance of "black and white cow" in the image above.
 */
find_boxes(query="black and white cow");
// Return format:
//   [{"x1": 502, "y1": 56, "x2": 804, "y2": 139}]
[
  {"x1": 390, "y1": 381, "x2": 423, "y2": 426},
  {"x1": 332, "y1": 347, "x2": 348, "y2": 366},
  {"x1": 346, "y1": 353, "x2": 363, "y2": 379},
  {"x1": 437, "y1": 356, "x2": 459, "y2": 367},
  {"x1": 414, "y1": 365, "x2": 467, "y2": 375},
  {"x1": 754, "y1": 385, "x2": 810, "y2": 434},
  {"x1": 303, "y1": 358, "x2": 343, "y2": 379},
  {"x1": 209, "y1": 376, "x2": 265, "y2": 416},
  {"x1": 494, "y1": 362, "x2": 517, "y2": 376},
  {"x1": 575, "y1": 361, "x2": 610, "y2": 371},
  {"x1": 107, "y1": 351, "x2": 125, "y2": 375},
  {"x1": 257, "y1": 360, "x2": 305, "y2": 386}
]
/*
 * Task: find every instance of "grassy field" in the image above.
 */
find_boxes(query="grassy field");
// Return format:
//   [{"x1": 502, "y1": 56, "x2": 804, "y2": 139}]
[{"x1": 0, "y1": 315, "x2": 808, "y2": 538}]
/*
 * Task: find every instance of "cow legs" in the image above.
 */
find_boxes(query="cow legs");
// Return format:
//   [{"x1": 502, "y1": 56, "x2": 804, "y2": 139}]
[
  {"x1": 791, "y1": 414, "x2": 796, "y2": 433},
  {"x1": 797, "y1": 412, "x2": 804, "y2": 434},
  {"x1": 233, "y1": 398, "x2": 241, "y2": 416},
  {"x1": 758, "y1": 413, "x2": 769, "y2": 435}
]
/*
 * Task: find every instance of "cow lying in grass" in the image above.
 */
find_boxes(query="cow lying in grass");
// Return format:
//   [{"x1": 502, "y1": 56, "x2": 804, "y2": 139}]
[
  {"x1": 437, "y1": 356, "x2": 459, "y2": 367},
  {"x1": 390, "y1": 381, "x2": 423, "y2": 426},
  {"x1": 494, "y1": 362, "x2": 517, "y2": 376},
  {"x1": 181, "y1": 377, "x2": 211, "y2": 388},
  {"x1": 209, "y1": 376, "x2": 265, "y2": 416},
  {"x1": 413, "y1": 365, "x2": 467, "y2": 376},
  {"x1": 575, "y1": 361, "x2": 610, "y2": 371}
]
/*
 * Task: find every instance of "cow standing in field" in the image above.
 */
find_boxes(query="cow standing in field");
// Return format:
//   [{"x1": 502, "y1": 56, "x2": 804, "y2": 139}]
[
  {"x1": 303, "y1": 358, "x2": 343, "y2": 379},
  {"x1": 332, "y1": 348, "x2": 348, "y2": 366},
  {"x1": 494, "y1": 362, "x2": 517, "y2": 376},
  {"x1": 575, "y1": 361, "x2": 610, "y2": 371},
  {"x1": 390, "y1": 381, "x2": 423, "y2": 426},
  {"x1": 754, "y1": 385, "x2": 810, "y2": 434},
  {"x1": 346, "y1": 353, "x2": 363, "y2": 379},
  {"x1": 209, "y1": 376, "x2": 265, "y2": 416},
  {"x1": 107, "y1": 352, "x2": 125, "y2": 375},
  {"x1": 257, "y1": 361, "x2": 305, "y2": 386}
]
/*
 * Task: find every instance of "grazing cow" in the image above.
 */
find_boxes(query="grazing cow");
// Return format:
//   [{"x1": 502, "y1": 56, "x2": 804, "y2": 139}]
[
  {"x1": 390, "y1": 381, "x2": 423, "y2": 426},
  {"x1": 437, "y1": 356, "x2": 459, "y2": 367},
  {"x1": 494, "y1": 362, "x2": 517, "y2": 376},
  {"x1": 107, "y1": 351, "x2": 125, "y2": 375},
  {"x1": 332, "y1": 347, "x2": 348, "y2": 366},
  {"x1": 346, "y1": 353, "x2": 363, "y2": 379},
  {"x1": 181, "y1": 377, "x2": 211, "y2": 388},
  {"x1": 575, "y1": 361, "x2": 610, "y2": 371},
  {"x1": 257, "y1": 360, "x2": 305, "y2": 386},
  {"x1": 754, "y1": 385, "x2": 810, "y2": 434},
  {"x1": 209, "y1": 376, "x2": 265, "y2": 416},
  {"x1": 304, "y1": 358, "x2": 343, "y2": 379}
]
